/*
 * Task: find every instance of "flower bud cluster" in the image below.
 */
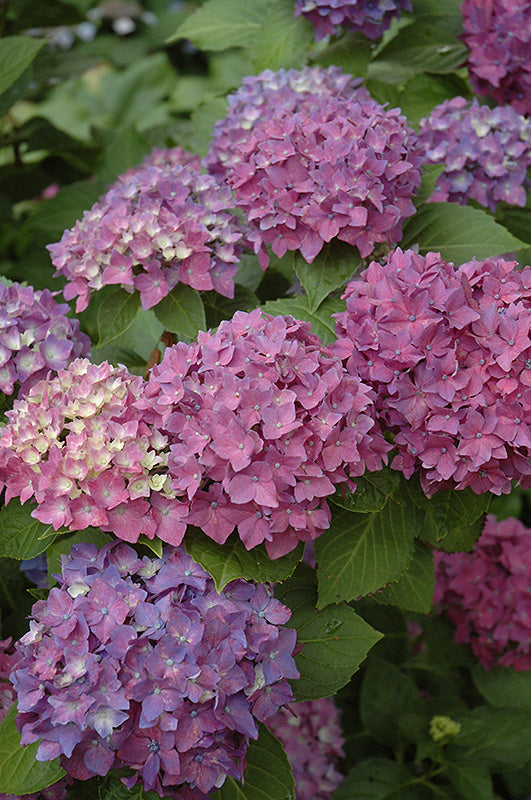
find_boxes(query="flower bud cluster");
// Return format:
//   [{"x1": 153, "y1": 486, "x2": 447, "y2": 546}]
[
  {"x1": 0, "y1": 359, "x2": 178, "y2": 544},
  {"x1": 48, "y1": 163, "x2": 250, "y2": 312},
  {"x1": 267, "y1": 698, "x2": 345, "y2": 799},
  {"x1": 418, "y1": 97, "x2": 531, "y2": 213},
  {"x1": 217, "y1": 91, "x2": 423, "y2": 263},
  {"x1": 461, "y1": 0, "x2": 531, "y2": 115},
  {"x1": 0, "y1": 281, "x2": 89, "y2": 397},
  {"x1": 12, "y1": 541, "x2": 298, "y2": 798},
  {"x1": 141, "y1": 309, "x2": 389, "y2": 558},
  {"x1": 334, "y1": 248, "x2": 531, "y2": 496},
  {"x1": 294, "y1": 0, "x2": 412, "y2": 41},
  {"x1": 434, "y1": 515, "x2": 531, "y2": 670}
]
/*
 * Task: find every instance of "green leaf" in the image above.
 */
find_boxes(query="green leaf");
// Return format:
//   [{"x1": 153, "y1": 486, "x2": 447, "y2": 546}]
[
  {"x1": 216, "y1": 724, "x2": 295, "y2": 800},
  {"x1": 360, "y1": 658, "x2": 421, "y2": 747},
  {"x1": 315, "y1": 501, "x2": 418, "y2": 607},
  {"x1": 46, "y1": 529, "x2": 112, "y2": 585},
  {"x1": 401, "y1": 203, "x2": 525, "y2": 264},
  {"x1": 451, "y1": 706, "x2": 531, "y2": 768},
  {"x1": 169, "y1": 0, "x2": 269, "y2": 49},
  {"x1": 138, "y1": 535, "x2": 163, "y2": 558},
  {"x1": 97, "y1": 126, "x2": 150, "y2": 186},
  {"x1": 184, "y1": 528, "x2": 302, "y2": 592},
  {"x1": 261, "y1": 296, "x2": 344, "y2": 344},
  {"x1": 330, "y1": 467, "x2": 401, "y2": 514},
  {"x1": 204, "y1": 284, "x2": 260, "y2": 328},
  {"x1": 444, "y1": 759, "x2": 494, "y2": 800},
  {"x1": 334, "y1": 758, "x2": 428, "y2": 800},
  {"x1": 472, "y1": 665, "x2": 531, "y2": 710},
  {"x1": 275, "y1": 565, "x2": 382, "y2": 700},
  {"x1": 0, "y1": 704, "x2": 65, "y2": 795},
  {"x1": 368, "y1": 16, "x2": 468, "y2": 84},
  {"x1": 25, "y1": 178, "x2": 106, "y2": 240},
  {"x1": 415, "y1": 164, "x2": 446, "y2": 206},
  {"x1": 253, "y1": 0, "x2": 313, "y2": 71},
  {"x1": 294, "y1": 241, "x2": 360, "y2": 312},
  {"x1": 82, "y1": 773, "x2": 161, "y2": 800},
  {"x1": 372, "y1": 542, "x2": 435, "y2": 614},
  {"x1": 153, "y1": 284, "x2": 206, "y2": 340},
  {"x1": 313, "y1": 32, "x2": 373, "y2": 77},
  {"x1": 0, "y1": 37, "x2": 45, "y2": 96},
  {"x1": 405, "y1": 476, "x2": 490, "y2": 551},
  {"x1": 97, "y1": 288, "x2": 141, "y2": 347},
  {"x1": 0, "y1": 500, "x2": 55, "y2": 561}
]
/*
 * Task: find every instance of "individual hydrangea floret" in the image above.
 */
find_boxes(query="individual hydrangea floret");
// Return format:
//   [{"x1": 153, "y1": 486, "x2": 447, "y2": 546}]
[
  {"x1": 267, "y1": 698, "x2": 344, "y2": 799},
  {"x1": 461, "y1": 0, "x2": 531, "y2": 115},
  {"x1": 294, "y1": 0, "x2": 412, "y2": 41},
  {"x1": 48, "y1": 163, "x2": 252, "y2": 312},
  {"x1": 205, "y1": 66, "x2": 368, "y2": 178},
  {"x1": 12, "y1": 541, "x2": 298, "y2": 798},
  {"x1": 334, "y1": 248, "x2": 531, "y2": 496},
  {"x1": 206, "y1": 68, "x2": 423, "y2": 263},
  {"x1": 0, "y1": 359, "x2": 179, "y2": 544},
  {"x1": 435, "y1": 515, "x2": 531, "y2": 670},
  {"x1": 418, "y1": 97, "x2": 531, "y2": 213},
  {"x1": 0, "y1": 281, "x2": 89, "y2": 397},
  {"x1": 140, "y1": 309, "x2": 389, "y2": 558}
]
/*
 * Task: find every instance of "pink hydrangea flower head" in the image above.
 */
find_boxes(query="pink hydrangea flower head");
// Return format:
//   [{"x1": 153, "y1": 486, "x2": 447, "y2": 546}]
[
  {"x1": 267, "y1": 698, "x2": 345, "y2": 799},
  {"x1": 208, "y1": 76, "x2": 423, "y2": 263},
  {"x1": 0, "y1": 281, "x2": 90, "y2": 397},
  {"x1": 141, "y1": 309, "x2": 390, "y2": 558},
  {"x1": 294, "y1": 0, "x2": 412, "y2": 41},
  {"x1": 48, "y1": 163, "x2": 252, "y2": 312},
  {"x1": 0, "y1": 358, "x2": 181, "y2": 545},
  {"x1": 461, "y1": 0, "x2": 531, "y2": 115},
  {"x1": 435, "y1": 514, "x2": 531, "y2": 670},
  {"x1": 12, "y1": 541, "x2": 298, "y2": 798},
  {"x1": 418, "y1": 97, "x2": 531, "y2": 213},
  {"x1": 334, "y1": 248, "x2": 531, "y2": 497}
]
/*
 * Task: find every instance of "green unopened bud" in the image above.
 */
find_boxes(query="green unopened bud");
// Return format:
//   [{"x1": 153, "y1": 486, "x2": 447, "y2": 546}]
[{"x1": 429, "y1": 715, "x2": 461, "y2": 745}]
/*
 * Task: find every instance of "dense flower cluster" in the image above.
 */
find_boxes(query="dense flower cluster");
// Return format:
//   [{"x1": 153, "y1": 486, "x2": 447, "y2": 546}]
[
  {"x1": 0, "y1": 281, "x2": 89, "y2": 397},
  {"x1": 205, "y1": 66, "x2": 368, "y2": 178},
  {"x1": 0, "y1": 359, "x2": 178, "y2": 544},
  {"x1": 461, "y1": 0, "x2": 531, "y2": 115},
  {"x1": 267, "y1": 698, "x2": 344, "y2": 799},
  {"x1": 12, "y1": 541, "x2": 298, "y2": 798},
  {"x1": 418, "y1": 97, "x2": 531, "y2": 213},
  {"x1": 294, "y1": 0, "x2": 412, "y2": 41},
  {"x1": 435, "y1": 515, "x2": 531, "y2": 670},
  {"x1": 334, "y1": 248, "x2": 531, "y2": 496},
  {"x1": 218, "y1": 91, "x2": 423, "y2": 262},
  {"x1": 141, "y1": 309, "x2": 389, "y2": 558},
  {"x1": 48, "y1": 162, "x2": 250, "y2": 312}
]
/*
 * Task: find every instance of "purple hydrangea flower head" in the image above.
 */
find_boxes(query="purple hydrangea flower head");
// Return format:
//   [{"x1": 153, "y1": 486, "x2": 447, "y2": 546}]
[
  {"x1": 461, "y1": 0, "x2": 531, "y2": 115},
  {"x1": 334, "y1": 248, "x2": 531, "y2": 497},
  {"x1": 140, "y1": 309, "x2": 390, "y2": 558},
  {"x1": 207, "y1": 70, "x2": 424, "y2": 263},
  {"x1": 435, "y1": 514, "x2": 531, "y2": 671},
  {"x1": 0, "y1": 359, "x2": 182, "y2": 545},
  {"x1": 12, "y1": 541, "x2": 298, "y2": 798},
  {"x1": 48, "y1": 162, "x2": 253, "y2": 312},
  {"x1": 418, "y1": 97, "x2": 531, "y2": 213},
  {"x1": 267, "y1": 698, "x2": 345, "y2": 799},
  {"x1": 294, "y1": 0, "x2": 412, "y2": 41},
  {"x1": 0, "y1": 281, "x2": 89, "y2": 397}
]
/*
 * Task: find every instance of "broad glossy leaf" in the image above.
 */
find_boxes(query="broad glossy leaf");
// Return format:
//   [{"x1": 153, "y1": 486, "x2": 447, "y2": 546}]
[
  {"x1": 184, "y1": 529, "x2": 302, "y2": 591},
  {"x1": 153, "y1": 284, "x2": 206, "y2": 340},
  {"x1": 360, "y1": 658, "x2": 421, "y2": 747},
  {"x1": 0, "y1": 500, "x2": 55, "y2": 560},
  {"x1": 216, "y1": 724, "x2": 295, "y2": 800},
  {"x1": 294, "y1": 241, "x2": 360, "y2": 312},
  {"x1": 0, "y1": 37, "x2": 45, "y2": 96},
  {"x1": 373, "y1": 542, "x2": 435, "y2": 614},
  {"x1": 26, "y1": 178, "x2": 106, "y2": 239},
  {"x1": 452, "y1": 706, "x2": 531, "y2": 768},
  {"x1": 253, "y1": 0, "x2": 313, "y2": 71},
  {"x1": 334, "y1": 758, "x2": 428, "y2": 800},
  {"x1": 0, "y1": 705, "x2": 65, "y2": 795},
  {"x1": 445, "y1": 759, "x2": 494, "y2": 800},
  {"x1": 330, "y1": 467, "x2": 401, "y2": 514},
  {"x1": 472, "y1": 666, "x2": 531, "y2": 710},
  {"x1": 169, "y1": 0, "x2": 269, "y2": 49},
  {"x1": 261, "y1": 296, "x2": 344, "y2": 344},
  {"x1": 97, "y1": 126, "x2": 150, "y2": 186},
  {"x1": 204, "y1": 285, "x2": 260, "y2": 328},
  {"x1": 315, "y1": 501, "x2": 418, "y2": 607},
  {"x1": 275, "y1": 565, "x2": 382, "y2": 699},
  {"x1": 401, "y1": 202, "x2": 525, "y2": 264},
  {"x1": 97, "y1": 288, "x2": 141, "y2": 346}
]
